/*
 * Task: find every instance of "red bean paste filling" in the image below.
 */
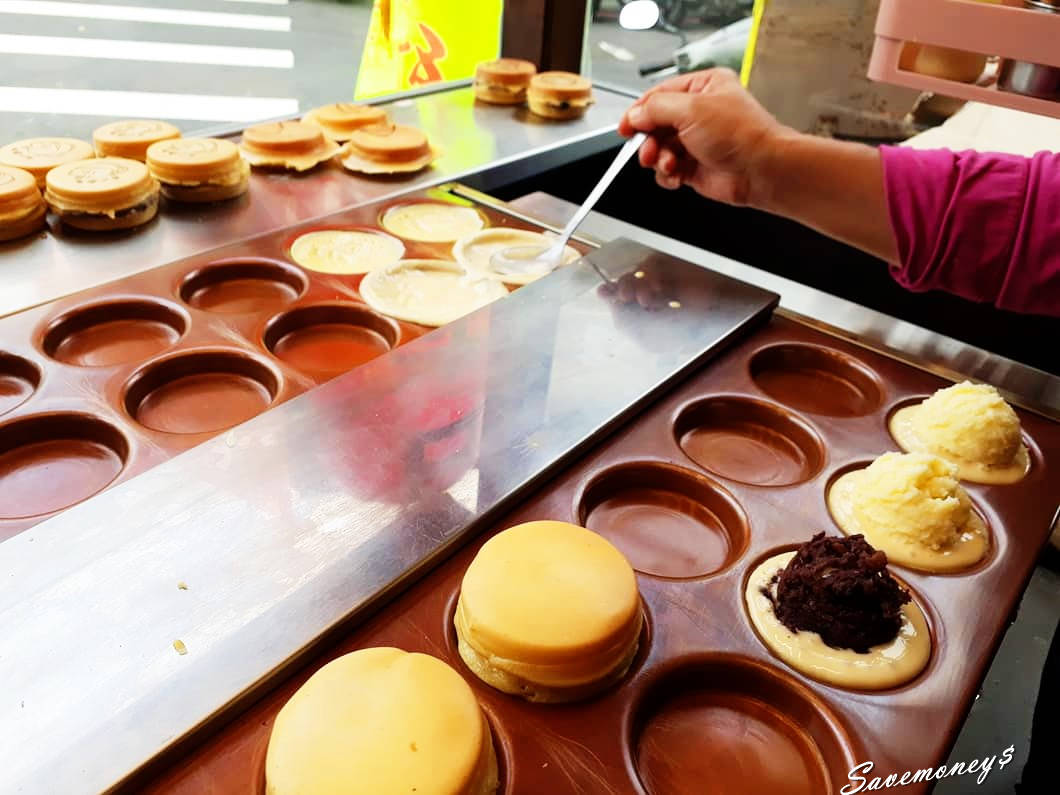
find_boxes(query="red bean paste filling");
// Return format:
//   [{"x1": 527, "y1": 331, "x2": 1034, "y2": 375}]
[{"x1": 764, "y1": 532, "x2": 911, "y2": 653}]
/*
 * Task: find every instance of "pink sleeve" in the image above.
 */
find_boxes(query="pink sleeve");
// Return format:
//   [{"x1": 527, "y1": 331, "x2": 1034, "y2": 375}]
[{"x1": 879, "y1": 146, "x2": 1060, "y2": 317}]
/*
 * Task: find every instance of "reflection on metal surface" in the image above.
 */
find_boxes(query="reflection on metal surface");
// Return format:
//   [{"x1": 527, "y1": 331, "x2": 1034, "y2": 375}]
[
  {"x1": 498, "y1": 189, "x2": 1060, "y2": 421},
  {"x1": 0, "y1": 239, "x2": 776, "y2": 794},
  {"x1": 0, "y1": 85, "x2": 631, "y2": 318}
]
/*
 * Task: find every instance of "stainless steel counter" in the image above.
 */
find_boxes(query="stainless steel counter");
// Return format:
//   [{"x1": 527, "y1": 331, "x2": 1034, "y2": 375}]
[
  {"x1": 500, "y1": 190, "x2": 1060, "y2": 420},
  {"x1": 0, "y1": 82, "x2": 630, "y2": 319}
]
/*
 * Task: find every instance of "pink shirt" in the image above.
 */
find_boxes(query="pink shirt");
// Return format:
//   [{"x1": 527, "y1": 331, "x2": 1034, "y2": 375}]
[{"x1": 880, "y1": 146, "x2": 1060, "y2": 317}]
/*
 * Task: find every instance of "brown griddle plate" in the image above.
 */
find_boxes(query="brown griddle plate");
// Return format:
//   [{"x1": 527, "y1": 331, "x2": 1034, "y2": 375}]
[
  {"x1": 0, "y1": 190, "x2": 586, "y2": 541},
  {"x1": 136, "y1": 316, "x2": 1060, "y2": 795}
]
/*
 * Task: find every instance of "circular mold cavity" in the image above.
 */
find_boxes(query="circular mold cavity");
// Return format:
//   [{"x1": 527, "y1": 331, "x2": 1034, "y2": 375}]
[
  {"x1": 577, "y1": 462, "x2": 749, "y2": 579},
  {"x1": 180, "y1": 259, "x2": 307, "y2": 314},
  {"x1": 124, "y1": 349, "x2": 279, "y2": 435},
  {"x1": 631, "y1": 655, "x2": 853, "y2": 795},
  {"x1": 263, "y1": 303, "x2": 398, "y2": 377},
  {"x1": 42, "y1": 299, "x2": 187, "y2": 368},
  {"x1": 0, "y1": 412, "x2": 128, "y2": 519},
  {"x1": 749, "y1": 343, "x2": 883, "y2": 417},
  {"x1": 675, "y1": 397, "x2": 825, "y2": 486},
  {"x1": 0, "y1": 352, "x2": 41, "y2": 416}
]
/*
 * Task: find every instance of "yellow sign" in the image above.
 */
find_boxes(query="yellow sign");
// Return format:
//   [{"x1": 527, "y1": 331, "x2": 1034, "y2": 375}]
[
  {"x1": 355, "y1": 0, "x2": 503, "y2": 100},
  {"x1": 740, "y1": 0, "x2": 767, "y2": 86}
]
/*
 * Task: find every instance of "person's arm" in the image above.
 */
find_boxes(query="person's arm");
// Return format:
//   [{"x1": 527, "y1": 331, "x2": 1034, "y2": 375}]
[
  {"x1": 618, "y1": 69, "x2": 897, "y2": 262},
  {"x1": 620, "y1": 69, "x2": 1060, "y2": 317},
  {"x1": 880, "y1": 146, "x2": 1060, "y2": 317},
  {"x1": 754, "y1": 134, "x2": 897, "y2": 263}
]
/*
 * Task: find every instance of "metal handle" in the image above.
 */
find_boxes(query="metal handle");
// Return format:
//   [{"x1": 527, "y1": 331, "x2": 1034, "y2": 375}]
[{"x1": 553, "y1": 132, "x2": 647, "y2": 253}]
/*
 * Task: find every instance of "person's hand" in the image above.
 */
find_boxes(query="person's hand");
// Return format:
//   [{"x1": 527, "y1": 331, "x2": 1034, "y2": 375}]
[{"x1": 618, "y1": 68, "x2": 791, "y2": 208}]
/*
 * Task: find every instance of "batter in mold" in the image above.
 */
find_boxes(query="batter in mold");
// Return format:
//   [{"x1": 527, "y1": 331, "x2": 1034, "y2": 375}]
[
  {"x1": 746, "y1": 533, "x2": 931, "y2": 690},
  {"x1": 381, "y1": 202, "x2": 485, "y2": 243},
  {"x1": 360, "y1": 259, "x2": 507, "y2": 327},
  {"x1": 289, "y1": 229, "x2": 404, "y2": 275}
]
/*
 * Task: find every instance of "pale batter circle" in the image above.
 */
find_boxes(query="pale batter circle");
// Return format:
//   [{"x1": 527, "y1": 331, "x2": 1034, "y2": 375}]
[
  {"x1": 359, "y1": 259, "x2": 508, "y2": 327},
  {"x1": 453, "y1": 228, "x2": 580, "y2": 285},
  {"x1": 289, "y1": 228, "x2": 405, "y2": 275},
  {"x1": 745, "y1": 551, "x2": 932, "y2": 690},
  {"x1": 381, "y1": 202, "x2": 486, "y2": 243}
]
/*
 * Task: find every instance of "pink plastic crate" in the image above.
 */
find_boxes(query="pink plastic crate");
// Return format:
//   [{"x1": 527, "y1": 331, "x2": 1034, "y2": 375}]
[{"x1": 869, "y1": 0, "x2": 1060, "y2": 118}]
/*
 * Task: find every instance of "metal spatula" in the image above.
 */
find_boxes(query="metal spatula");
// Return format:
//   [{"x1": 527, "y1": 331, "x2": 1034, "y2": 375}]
[{"x1": 490, "y1": 132, "x2": 648, "y2": 278}]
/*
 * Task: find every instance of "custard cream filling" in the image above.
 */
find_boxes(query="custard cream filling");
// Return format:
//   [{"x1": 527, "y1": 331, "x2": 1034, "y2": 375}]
[
  {"x1": 829, "y1": 471, "x2": 989, "y2": 572},
  {"x1": 455, "y1": 598, "x2": 642, "y2": 688},
  {"x1": 890, "y1": 406, "x2": 1030, "y2": 484}
]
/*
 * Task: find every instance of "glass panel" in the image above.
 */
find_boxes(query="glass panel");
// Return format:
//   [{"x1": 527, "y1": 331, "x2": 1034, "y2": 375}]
[
  {"x1": 587, "y1": 1, "x2": 754, "y2": 93},
  {"x1": 0, "y1": 0, "x2": 502, "y2": 141}
]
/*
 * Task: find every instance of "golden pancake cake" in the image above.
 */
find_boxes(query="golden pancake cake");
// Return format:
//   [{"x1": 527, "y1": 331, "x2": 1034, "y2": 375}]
[
  {"x1": 746, "y1": 533, "x2": 931, "y2": 690},
  {"x1": 45, "y1": 157, "x2": 160, "y2": 231},
  {"x1": 288, "y1": 228, "x2": 404, "y2": 274},
  {"x1": 239, "y1": 120, "x2": 339, "y2": 171},
  {"x1": 828, "y1": 452, "x2": 989, "y2": 573},
  {"x1": 0, "y1": 137, "x2": 95, "y2": 188},
  {"x1": 453, "y1": 227, "x2": 580, "y2": 285},
  {"x1": 93, "y1": 119, "x2": 180, "y2": 161},
  {"x1": 527, "y1": 72, "x2": 594, "y2": 120},
  {"x1": 146, "y1": 137, "x2": 249, "y2": 203},
  {"x1": 0, "y1": 165, "x2": 47, "y2": 242},
  {"x1": 474, "y1": 58, "x2": 537, "y2": 104},
  {"x1": 302, "y1": 102, "x2": 391, "y2": 141},
  {"x1": 890, "y1": 381, "x2": 1030, "y2": 484},
  {"x1": 360, "y1": 259, "x2": 508, "y2": 327},
  {"x1": 339, "y1": 124, "x2": 436, "y2": 174},
  {"x1": 455, "y1": 520, "x2": 643, "y2": 703},
  {"x1": 266, "y1": 647, "x2": 498, "y2": 795}
]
